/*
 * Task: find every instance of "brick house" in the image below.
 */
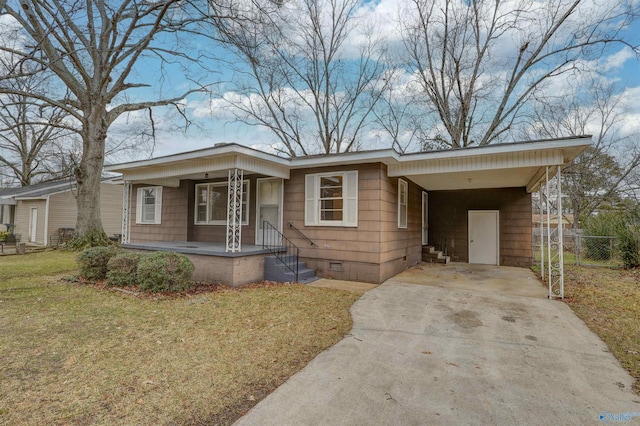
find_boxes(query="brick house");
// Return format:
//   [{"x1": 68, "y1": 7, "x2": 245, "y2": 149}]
[{"x1": 105, "y1": 136, "x2": 589, "y2": 286}]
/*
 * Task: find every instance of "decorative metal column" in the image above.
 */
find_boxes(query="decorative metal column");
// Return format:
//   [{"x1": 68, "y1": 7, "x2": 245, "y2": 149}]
[
  {"x1": 539, "y1": 187, "x2": 545, "y2": 281},
  {"x1": 122, "y1": 181, "x2": 132, "y2": 244},
  {"x1": 546, "y1": 166, "x2": 564, "y2": 299},
  {"x1": 226, "y1": 168, "x2": 243, "y2": 252}
]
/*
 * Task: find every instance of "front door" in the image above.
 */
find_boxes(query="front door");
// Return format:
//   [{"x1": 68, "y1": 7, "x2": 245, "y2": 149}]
[
  {"x1": 256, "y1": 178, "x2": 283, "y2": 246},
  {"x1": 29, "y1": 207, "x2": 37, "y2": 243},
  {"x1": 468, "y1": 210, "x2": 499, "y2": 265}
]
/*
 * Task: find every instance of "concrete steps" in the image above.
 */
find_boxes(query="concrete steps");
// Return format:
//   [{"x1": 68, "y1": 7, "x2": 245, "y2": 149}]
[
  {"x1": 264, "y1": 255, "x2": 316, "y2": 283},
  {"x1": 422, "y1": 246, "x2": 450, "y2": 264}
]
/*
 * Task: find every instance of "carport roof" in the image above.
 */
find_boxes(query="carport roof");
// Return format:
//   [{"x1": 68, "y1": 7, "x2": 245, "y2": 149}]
[{"x1": 105, "y1": 136, "x2": 590, "y2": 192}]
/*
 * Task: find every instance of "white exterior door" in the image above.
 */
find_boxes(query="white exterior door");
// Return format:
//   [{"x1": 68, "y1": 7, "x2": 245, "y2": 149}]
[
  {"x1": 29, "y1": 207, "x2": 38, "y2": 243},
  {"x1": 468, "y1": 210, "x2": 499, "y2": 265},
  {"x1": 256, "y1": 178, "x2": 283, "y2": 246}
]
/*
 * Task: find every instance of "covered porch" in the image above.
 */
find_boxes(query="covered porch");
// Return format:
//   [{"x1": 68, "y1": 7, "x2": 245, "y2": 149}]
[{"x1": 123, "y1": 241, "x2": 277, "y2": 286}]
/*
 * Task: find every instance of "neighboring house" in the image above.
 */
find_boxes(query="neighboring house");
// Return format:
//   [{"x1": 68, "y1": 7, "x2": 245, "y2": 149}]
[
  {"x1": 105, "y1": 136, "x2": 590, "y2": 286},
  {"x1": 0, "y1": 178, "x2": 123, "y2": 245}
]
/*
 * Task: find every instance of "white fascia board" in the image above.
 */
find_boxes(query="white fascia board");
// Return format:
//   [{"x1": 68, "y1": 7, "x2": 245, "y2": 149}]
[
  {"x1": 388, "y1": 149, "x2": 566, "y2": 177},
  {"x1": 397, "y1": 137, "x2": 590, "y2": 164},
  {"x1": 0, "y1": 198, "x2": 17, "y2": 205},
  {"x1": 104, "y1": 143, "x2": 290, "y2": 173},
  {"x1": 289, "y1": 149, "x2": 400, "y2": 169}
]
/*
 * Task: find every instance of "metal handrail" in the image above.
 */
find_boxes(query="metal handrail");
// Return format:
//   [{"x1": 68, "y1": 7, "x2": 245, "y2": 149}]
[
  {"x1": 287, "y1": 221, "x2": 316, "y2": 246},
  {"x1": 262, "y1": 221, "x2": 300, "y2": 282}
]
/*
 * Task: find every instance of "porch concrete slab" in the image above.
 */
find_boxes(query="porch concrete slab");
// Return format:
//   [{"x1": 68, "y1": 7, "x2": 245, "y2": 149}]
[
  {"x1": 309, "y1": 278, "x2": 378, "y2": 293},
  {"x1": 235, "y1": 266, "x2": 640, "y2": 425}
]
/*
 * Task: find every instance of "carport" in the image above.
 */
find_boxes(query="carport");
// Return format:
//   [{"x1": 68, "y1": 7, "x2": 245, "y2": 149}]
[{"x1": 388, "y1": 137, "x2": 589, "y2": 299}]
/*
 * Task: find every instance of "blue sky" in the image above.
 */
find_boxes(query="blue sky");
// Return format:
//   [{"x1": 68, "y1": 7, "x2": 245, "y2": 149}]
[
  {"x1": 124, "y1": 0, "x2": 640, "y2": 160},
  {"x1": 4, "y1": 0, "x2": 637, "y2": 161}
]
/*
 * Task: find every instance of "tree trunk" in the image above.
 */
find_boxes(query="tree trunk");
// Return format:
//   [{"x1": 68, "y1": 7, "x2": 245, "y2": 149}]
[{"x1": 74, "y1": 110, "x2": 107, "y2": 239}]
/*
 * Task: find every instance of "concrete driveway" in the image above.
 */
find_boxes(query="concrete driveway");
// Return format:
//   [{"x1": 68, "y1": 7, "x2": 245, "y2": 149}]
[{"x1": 236, "y1": 263, "x2": 640, "y2": 425}]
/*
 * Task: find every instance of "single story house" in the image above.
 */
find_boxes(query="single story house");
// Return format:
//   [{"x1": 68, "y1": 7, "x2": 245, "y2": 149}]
[
  {"x1": 105, "y1": 136, "x2": 590, "y2": 286},
  {"x1": 0, "y1": 178, "x2": 123, "y2": 246}
]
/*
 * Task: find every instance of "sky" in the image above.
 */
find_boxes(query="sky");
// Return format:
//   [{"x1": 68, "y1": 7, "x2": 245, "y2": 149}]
[
  {"x1": 129, "y1": 0, "x2": 640, "y2": 160},
  {"x1": 1, "y1": 0, "x2": 639, "y2": 163}
]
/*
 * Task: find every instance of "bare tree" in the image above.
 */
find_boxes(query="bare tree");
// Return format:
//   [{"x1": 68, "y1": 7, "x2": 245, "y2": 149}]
[
  {"x1": 0, "y1": 0, "x2": 206, "y2": 244},
  {"x1": 398, "y1": 0, "x2": 638, "y2": 149},
  {"x1": 0, "y1": 53, "x2": 79, "y2": 186},
  {"x1": 523, "y1": 80, "x2": 640, "y2": 227},
  {"x1": 208, "y1": 0, "x2": 389, "y2": 156}
]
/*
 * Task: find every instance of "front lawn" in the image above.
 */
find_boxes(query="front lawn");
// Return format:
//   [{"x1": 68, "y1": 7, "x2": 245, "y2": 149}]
[
  {"x1": 0, "y1": 251, "x2": 360, "y2": 425},
  {"x1": 564, "y1": 265, "x2": 640, "y2": 393}
]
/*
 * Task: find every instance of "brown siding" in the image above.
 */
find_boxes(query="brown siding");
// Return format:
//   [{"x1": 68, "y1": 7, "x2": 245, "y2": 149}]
[
  {"x1": 428, "y1": 188, "x2": 532, "y2": 267},
  {"x1": 100, "y1": 183, "x2": 124, "y2": 236},
  {"x1": 283, "y1": 163, "x2": 423, "y2": 283},
  {"x1": 190, "y1": 175, "x2": 259, "y2": 245},
  {"x1": 130, "y1": 176, "x2": 261, "y2": 245},
  {"x1": 130, "y1": 181, "x2": 190, "y2": 243}
]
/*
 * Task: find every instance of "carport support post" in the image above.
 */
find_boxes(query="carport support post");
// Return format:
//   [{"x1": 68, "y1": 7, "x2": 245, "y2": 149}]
[
  {"x1": 555, "y1": 165, "x2": 564, "y2": 298},
  {"x1": 539, "y1": 187, "x2": 544, "y2": 281},
  {"x1": 546, "y1": 166, "x2": 564, "y2": 299},
  {"x1": 226, "y1": 168, "x2": 243, "y2": 253}
]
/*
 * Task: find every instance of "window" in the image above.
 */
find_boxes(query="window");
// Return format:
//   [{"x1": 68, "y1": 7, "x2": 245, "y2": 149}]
[
  {"x1": 195, "y1": 181, "x2": 249, "y2": 225},
  {"x1": 305, "y1": 171, "x2": 358, "y2": 227},
  {"x1": 136, "y1": 186, "x2": 162, "y2": 224},
  {"x1": 398, "y1": 179, "x2": 408, "y2": 228}
]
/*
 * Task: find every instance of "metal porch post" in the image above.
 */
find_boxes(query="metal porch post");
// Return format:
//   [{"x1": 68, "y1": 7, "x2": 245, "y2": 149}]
[
  {"x1": 539, "y1": 186, "x2": 544, "y2": 281},
  {"x1": 226, "y1": 168, "x2": 243, "y2": 252},
  {"x1": 546, "y1": 166, "x2": 564, "y2": 299},
  {"x1": 554, "y1": 166, "x2": 564, "y2": 298},
  {"x1": 122, "y1": 181, "x2": 131, "y2": 244}
]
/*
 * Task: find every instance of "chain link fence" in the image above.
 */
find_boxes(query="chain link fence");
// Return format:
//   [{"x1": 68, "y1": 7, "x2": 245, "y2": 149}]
[{"x1": 533, "y1": 230, "x2": 622, "y2": 267}]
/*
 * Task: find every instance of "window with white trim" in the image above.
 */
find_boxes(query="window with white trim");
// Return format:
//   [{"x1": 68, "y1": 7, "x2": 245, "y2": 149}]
[
  {"x1": 305, "y1": 171, "x2": 358, "y2": 227},
  {"x1": 195, "y1": 181, "x2": 249, "y2": 225},
  {"x1": 398, "y1": 179, "x2": 408, "y2": 228},
  {"x1": 136, "y1": 186, "x2": 162, "y2": 224}
]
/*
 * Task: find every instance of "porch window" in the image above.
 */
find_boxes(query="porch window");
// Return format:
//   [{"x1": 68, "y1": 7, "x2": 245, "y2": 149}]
[
  {"x1": 305, "y1": 171, "x2": 358, "y2": 227},
  {"x1": 195, "y1": 181, "x2": 249, "y2": 225},
  {"x1": 398, "y1": 179, "x2": 408, "y2": 228},
  {"x1": 136, "y1": 186, "x2": 162, "y2": 224}
]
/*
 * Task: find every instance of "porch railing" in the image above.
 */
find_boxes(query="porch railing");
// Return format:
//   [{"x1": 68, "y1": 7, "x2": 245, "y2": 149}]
[
  {"x1": 262, "y1": 221, "x2": 299, "y2": 282},
  {"x1": 288, "y1": 221, "x2": 316, "y2": 246}
]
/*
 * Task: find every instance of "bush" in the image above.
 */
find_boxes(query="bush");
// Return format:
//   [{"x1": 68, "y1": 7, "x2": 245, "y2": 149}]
[
  {"x1": 615, "y1": 221, "x2": 640, "y2": 269},
  {"x1": 137, "y1": 251, "x2": 194, "y2": 292},
  {"x1": 77, "y1": 245, "x2": 119, "y2": 281},
  {"x1": 583, "y1": 213, "x2": 621, "y2": 260},
  {"x1": 106, "y1": 252, "x2": 143, "y2": 287}
]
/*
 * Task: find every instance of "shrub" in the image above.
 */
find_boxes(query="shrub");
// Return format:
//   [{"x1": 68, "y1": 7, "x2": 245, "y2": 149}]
[
  {"x1": 77, "y1": 245, "x2": 119, "y2": 281},
  {"x1": 615, "y1": 221, "x2": 640, "y2": 269},
  {"x1": 583, "y1": 213, "x2": 621, "y2": 260},
  {"x1": 137, "y1": 251, "x2": 194, "y2": 292},
  {"x1": 106, "y1": 252, "x2": 143, "y2": 287}
]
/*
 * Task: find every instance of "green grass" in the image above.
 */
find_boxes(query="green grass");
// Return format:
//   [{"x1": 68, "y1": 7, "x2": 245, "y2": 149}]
[
  {"x1": 0, "y1": 251, "x2": 360, "y2": 425},
  {"x1": 564, "y1": 265, "x2": 640, "y2": 393}
]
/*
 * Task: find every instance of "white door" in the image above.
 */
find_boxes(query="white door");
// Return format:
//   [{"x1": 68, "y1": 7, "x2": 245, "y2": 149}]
[
  {"x1": 422, "y1": 192, "x2": 429, "y2": 245},
  {"x1": 468, "y1": 210, "x2": 499, "y2": 265},
  {"x1": 256, "y1": 178, "x2": 283, "y2": 246},
  {"x1": 29, "y1": 207, "x2": 38, "y2": 243}
]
